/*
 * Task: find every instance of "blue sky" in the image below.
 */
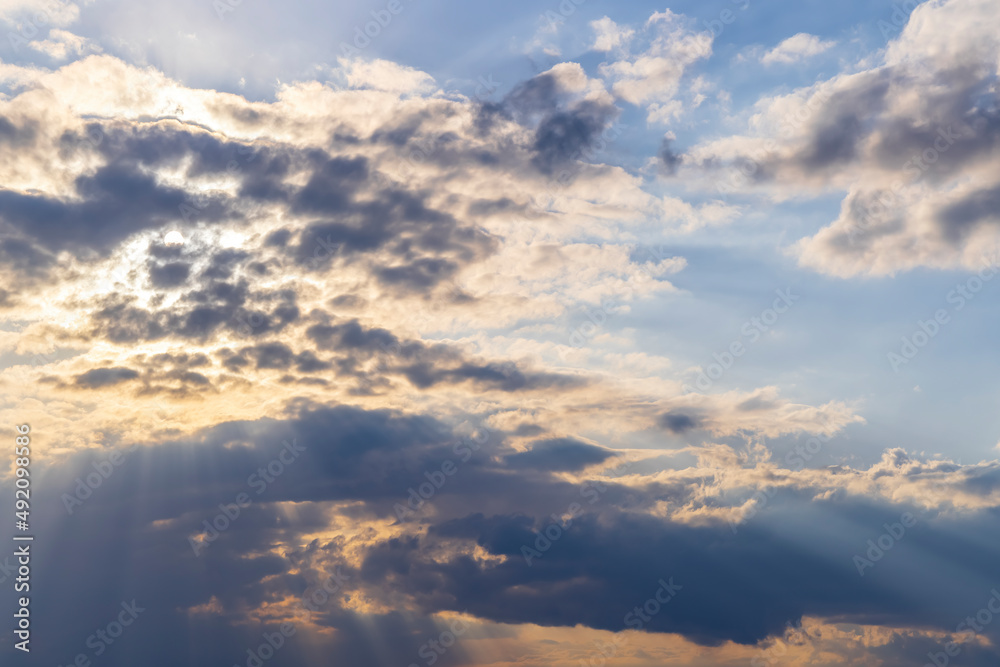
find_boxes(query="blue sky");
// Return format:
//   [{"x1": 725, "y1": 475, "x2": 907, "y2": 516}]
[{"x1": 1, "y1": 0, "x2": 999, "y2": 665}]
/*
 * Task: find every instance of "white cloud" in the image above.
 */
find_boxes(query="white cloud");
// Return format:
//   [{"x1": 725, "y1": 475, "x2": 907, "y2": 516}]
[
  {"x1": 684, "y1": 0, "x2": 1000, "y2": 277},
  {"x1": 0, "y1": 0, "x2": 81, "y2": 27},
  {"x1": 760, "y1": 33, "x2": 835, "y2": 65},
  {"x1": 337, "y1": 58, "x2": 437, "y2": 95},
  {"x1": 589, "y1": 16, "x2": 634, "y2": 52},
  {"x1": 597, "y1": 9, "x2": 712, "y2": 124},
  {"x1": 28, "y1": 28, "x2": 99, "y2": 61}
]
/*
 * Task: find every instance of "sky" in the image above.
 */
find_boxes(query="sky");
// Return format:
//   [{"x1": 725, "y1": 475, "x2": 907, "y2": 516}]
[{"x1": 0, "y1": 0, "x2": 999, "y2": 665}]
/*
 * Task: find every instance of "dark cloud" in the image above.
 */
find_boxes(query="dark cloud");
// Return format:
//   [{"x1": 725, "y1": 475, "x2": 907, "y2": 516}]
[
  {"x1": 304, "y1": 317, "x2": 583, "y2": 393},
  {"x1": 247, "y1": 342, "x2": 296, "y2": 369},
  {"x1": 937, "y1": 183, "x2": 1000, "y2": 242},
  {"x1": 88, "y1": 275, "x2": 299, "y2": 344},
  {"x1": 797, "y1": 74, "x2": 891, "y2": 171},
  {"x1": 659, "y1": 137, "x2": 682, "y2": 176},
  {"x1": 145, "y1": 352, "x2": 212, "y2": 368},
  {"x1": 264, "y1": 228, "x2": 291, "y2": 247},
  {"x1": 0, "y1": 162, "x2": 231, "y2": 255},
  {"x1": 502, "y1": 72, "x2": 561, "y2": 120},
  {"x1": 412, "y1": 499, "x2": 1000, "y2": 650},
  {"x1": 5, "y1": 405, "x2": 999, "y2": 667},
  {"x1": 306, "y1": 319, "x2": 401, "y2": 354},
  {"x1": 0, "y1": 115, "x2": 38, "y2": 147},
  {"x1": 475, "y1": 70, "x2": 620, "y2": 176},
  {"x1": 90, "y1": 123, "x2": 300, "y2": 206},
  {"x1": 293, "y1": 156, "x2": 368, "y2": 214},
  {"x1": 4, "y1": 109, "x2": 507, "y2": 297},
  {"x1": 444, "y1": 362, "x2": 582, "y2": 392},
  {"x1": 293, "y1": 350, "x2": 332, "y2": 373},
  {"x1": 149, "y1": 261, "x2": 192, "y2": 288},
  {"x1": 200, "y1": 249, "x2": 250, "y2": 281},
  {"x1": 503, "y1": 438, "x2": 614, "y2": 472},
  {"x1": 658, "y1": 412, "x2": 701, "y2": 434},
  {"x1": 291, "y1": 186, "x2": 495, "y2": 280},
  {"x1": 531, "y1": 99, "x2": 619, "y2": 174},
  {"x1": 0, "y1": 236, "x2": 55, "y2": 278},
  {"x1": 375, "y1": 258, "x2": 459, "y2": 289},
  {"x1": 74, "y1": 366, "x2": 140, "y2": 388}
]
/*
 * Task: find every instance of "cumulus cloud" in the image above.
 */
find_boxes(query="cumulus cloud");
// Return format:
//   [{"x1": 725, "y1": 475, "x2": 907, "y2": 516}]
[
  {"x1": 2, "y1": 11, "x2": 988, "y2": 665},
  {"x1": 597, "y1": 9, "x2": 712, "y2": 123},
  {"x1": 337, "y1": 57, "x2": 438, "y2": 95},
  {"x1": 760, "y1": 33, "x2": 835, "y2": 65},
  {"x1": 590, "y1": 16, "x2": 634, "y2": 52},
  {"x1": 0, "y1": 0, "x2": 81, "y2": 27},
  {"x1": 2, "y1": 405, "x2": 996, "y2": 667},
  {"x1": 681, "y1": 0, "x2": 1000, "y2": 276},
  {"x1": 0, "y1": 53, "x2": 756, "y2": 459},
  {"x1": 27, "y1": 27, "x2": 99, "y2": 60}
]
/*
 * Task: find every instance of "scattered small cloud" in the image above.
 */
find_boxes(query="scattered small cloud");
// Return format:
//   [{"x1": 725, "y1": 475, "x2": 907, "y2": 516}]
[{"x1": 761, "y1": 32, "x2": 836, "y2": 65}]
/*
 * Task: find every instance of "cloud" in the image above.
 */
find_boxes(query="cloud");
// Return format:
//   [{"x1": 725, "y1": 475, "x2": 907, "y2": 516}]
[
  {"x1": 73, "y1": 366, "x2": 138, "y2": 387},
  {"x1": 597, "y1": 9, "x2": 712, "y2": 123},
  {"x1": 503, "y1": 437, "x2": 615, "y2": 472},
  {"x1": 760, "y1": 33, "x2": 835, "y2": 65},
  {"x1": 658, "y1": 411, "x2": 701, "y2": 434},
  {"x1": 478, "y1": 62, "x2": 619, "y2": 174},
  {"x1": 590, "y1": 16, "x2": 634, "y2": 52},
  {"x1": 28, "y1": 28, "x2": 99, "y2": 61},
  {"x1": 659, "y1": 134, "x2": 682, "y2": 175},
  {"x1": 149, "y1": 261, "x2": 191, "y2": 288},
  {"x1": 8, "y1": 404, "x2": 993, "y2": 662},
  {"x1": 0, "y1": 4, "x2": 996, "y2": 666},
  {"x1": 0, "y1": 52, "x2": 838, "y2": 472},
  {"x1": 681, "y1": 0, "x2": 1000, "y2": 276},
  {"x1": 0, "y1": 0, "x2": 81, "y2": 27},
  {"x1": 337, "y1": 57, "x2": 437, "y2": 95}
]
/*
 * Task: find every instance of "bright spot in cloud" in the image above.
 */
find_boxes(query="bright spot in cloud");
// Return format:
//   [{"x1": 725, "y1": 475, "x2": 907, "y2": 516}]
[{"x1": 164, "y1": 231, "x2": 185, "y2": 246}]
